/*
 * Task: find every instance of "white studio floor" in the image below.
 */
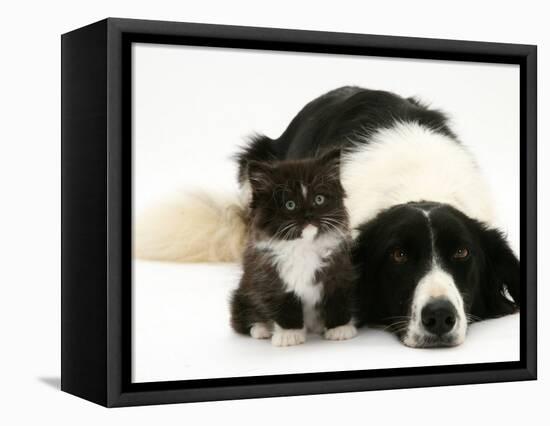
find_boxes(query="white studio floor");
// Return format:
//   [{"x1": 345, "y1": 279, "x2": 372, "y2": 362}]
[{"x1": 132, "y1": 260, "x2": 520, "y2": 383}]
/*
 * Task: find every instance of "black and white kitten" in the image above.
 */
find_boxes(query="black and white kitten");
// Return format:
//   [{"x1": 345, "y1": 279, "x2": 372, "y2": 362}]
[{"x1": 230, "y1": 150, "x2": 357, "y2": 346}]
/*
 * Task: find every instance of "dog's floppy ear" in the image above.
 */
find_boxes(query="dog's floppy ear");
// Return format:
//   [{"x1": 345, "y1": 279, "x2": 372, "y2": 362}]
[{"x1": 476, "y1": 225, "x2": 520, "y2": 318}]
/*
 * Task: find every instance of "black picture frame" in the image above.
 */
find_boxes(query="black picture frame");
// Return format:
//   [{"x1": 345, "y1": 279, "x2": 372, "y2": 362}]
[{"x1": 61, "y1": 17, "x2": 537, "y2": 407}]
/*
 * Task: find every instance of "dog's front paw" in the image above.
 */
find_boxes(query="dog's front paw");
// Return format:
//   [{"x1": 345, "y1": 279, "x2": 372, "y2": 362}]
[
  {"x1": 324, "y1": 323, "x2": 357, "y2": 341},
  {"x1": 272, "y1": 327, "x2": 306, "y2": 347}
]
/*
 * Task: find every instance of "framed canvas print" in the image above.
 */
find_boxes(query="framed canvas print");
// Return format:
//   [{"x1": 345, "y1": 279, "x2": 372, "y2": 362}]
[{"x1": 61, "y1": 18, "x2": 537, "y2": 407}]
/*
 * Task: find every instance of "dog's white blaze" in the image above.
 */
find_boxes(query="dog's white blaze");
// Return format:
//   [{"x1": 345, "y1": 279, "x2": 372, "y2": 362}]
[
  {"x1": 404, "y1": 265, "x2": 467, "y2": 347},
  {"x1": 341, "y1": 122, "x2": 496, "y2": 231},
  {"x1": 403, "y1": 205, "x2": 467, "y2": 347},
  {"x1": 255, "y1": 231, "x2": 342, "y2": 331}
]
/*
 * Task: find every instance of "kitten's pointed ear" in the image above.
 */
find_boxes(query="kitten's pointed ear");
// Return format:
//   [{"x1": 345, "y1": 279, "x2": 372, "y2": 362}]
[
  {"x1": 247, "y1": 160, "x2": 275, "y2": 193},
  {"x1": 318, "y1": 149, "x2": 341, "y2": 166},
  {"x1": 317, "y1": 149, "x2": 342, "y2": 178}
]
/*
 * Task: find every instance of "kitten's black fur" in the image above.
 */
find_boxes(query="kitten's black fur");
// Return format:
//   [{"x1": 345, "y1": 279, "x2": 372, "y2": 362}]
[{"x1": 230, "y1": 150, "x2": 357, "y2": 346}]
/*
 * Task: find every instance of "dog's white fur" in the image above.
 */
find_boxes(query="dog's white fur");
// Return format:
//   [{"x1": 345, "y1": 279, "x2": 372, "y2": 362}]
[
  {"x1": 134, "y1": 122, "x2": 495, "y2": 262},
  {"x1": 134, "y1": 191, "x2": 247, "y2": 262},
  {"x1": 341, "y1": 122, "x2": 495, "y2": 229}
]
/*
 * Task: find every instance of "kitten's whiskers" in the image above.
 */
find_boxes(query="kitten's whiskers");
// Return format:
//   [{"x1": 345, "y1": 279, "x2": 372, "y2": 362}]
[{"x1": 319, "y1": 219, "x2": 347, "y2": 240}]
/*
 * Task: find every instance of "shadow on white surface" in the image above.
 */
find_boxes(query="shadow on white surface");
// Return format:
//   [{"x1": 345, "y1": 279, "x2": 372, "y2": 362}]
[
  {"x1": 38, "y1": 377, "x2": 61, "y2": 390},
  {"x1": 133, "y1": 260, "x2": 520, "y2": 383}
]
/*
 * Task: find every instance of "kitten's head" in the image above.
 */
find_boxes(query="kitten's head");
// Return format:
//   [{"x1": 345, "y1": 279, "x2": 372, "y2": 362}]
[{"x1": 247, "y1": 150, "x2": 348, "y2": 241}]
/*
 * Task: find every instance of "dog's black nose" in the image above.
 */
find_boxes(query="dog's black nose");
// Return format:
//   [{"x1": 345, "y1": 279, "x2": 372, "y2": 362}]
[{"x1": 421, "y1": 299, "x2": 457, "y2": 336}]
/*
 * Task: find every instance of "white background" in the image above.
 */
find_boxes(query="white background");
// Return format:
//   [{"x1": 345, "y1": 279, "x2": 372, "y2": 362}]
[
  {"x1": 0, "y1": 1, "x2": 547, "y2": 425},
  {"x1": 133, "y1": 44, "x2": 520, "y2": 382}
]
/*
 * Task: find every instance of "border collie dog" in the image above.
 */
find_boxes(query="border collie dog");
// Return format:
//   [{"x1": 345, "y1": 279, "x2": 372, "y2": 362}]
[{"x1": 136, "y1": 86, "x2": 520, "y2": 348}]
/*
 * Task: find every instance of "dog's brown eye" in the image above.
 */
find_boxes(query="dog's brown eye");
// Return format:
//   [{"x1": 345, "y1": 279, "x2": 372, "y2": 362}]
[
  {"x1": 453, "y1": 248, "x2": 470, "y2": 260},
  {"x1": 391, "y1": 248, "x2": 408, "y2": 264}
]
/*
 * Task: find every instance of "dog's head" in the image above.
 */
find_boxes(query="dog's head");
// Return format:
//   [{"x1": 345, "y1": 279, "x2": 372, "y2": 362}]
[{"x1": 353, "y1": 202, "x2": 519, "y2": 348}]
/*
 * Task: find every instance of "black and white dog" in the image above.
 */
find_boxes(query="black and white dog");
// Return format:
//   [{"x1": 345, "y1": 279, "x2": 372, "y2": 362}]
[{"x1": 136, "y1": 86, "x2": 520, "y2": 348}]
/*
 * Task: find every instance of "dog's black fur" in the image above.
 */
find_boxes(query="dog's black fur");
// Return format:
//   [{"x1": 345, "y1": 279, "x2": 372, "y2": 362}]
[{"x1": 237, "y1": 86, "x2": 455, "y2": 182}]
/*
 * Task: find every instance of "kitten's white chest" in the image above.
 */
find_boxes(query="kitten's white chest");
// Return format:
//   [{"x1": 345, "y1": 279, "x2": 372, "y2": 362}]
[{"x1": 256, "y1": 230, "x2": 341, "y2": 307}]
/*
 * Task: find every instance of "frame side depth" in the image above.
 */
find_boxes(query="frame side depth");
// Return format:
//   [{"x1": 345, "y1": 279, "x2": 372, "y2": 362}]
[{"x1": 61, "y1": 19, "x2": 109, "y2": 406}]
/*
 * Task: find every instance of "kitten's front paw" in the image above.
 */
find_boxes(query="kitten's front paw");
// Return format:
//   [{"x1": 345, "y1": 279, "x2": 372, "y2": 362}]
[
  {"x1": 272, "y1": 327, "x2": 306, "y2": 347},
  {"x1": 324, "y1": 323, "x2": 357, "y2": 341},
  {"x1": 250, "y1": 322, "x2": 272, "y2": 339}
]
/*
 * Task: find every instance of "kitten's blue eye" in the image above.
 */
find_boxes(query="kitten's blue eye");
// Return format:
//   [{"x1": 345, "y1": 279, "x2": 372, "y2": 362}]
[
  {"x1": 314, "y1": 195, "x2": 325, "y2": 205},
  {"x1": 285, "y1": 200, "x2": 296, "y2": 210}
]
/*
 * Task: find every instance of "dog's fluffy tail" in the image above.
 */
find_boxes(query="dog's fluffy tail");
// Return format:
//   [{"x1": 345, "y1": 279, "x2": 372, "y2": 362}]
[{"x1": 134, "y1": 191, "x2": 248, "y2": 263}]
